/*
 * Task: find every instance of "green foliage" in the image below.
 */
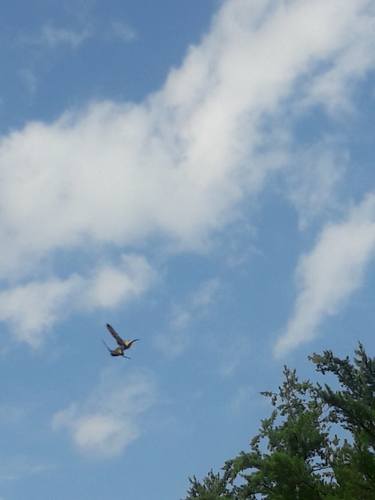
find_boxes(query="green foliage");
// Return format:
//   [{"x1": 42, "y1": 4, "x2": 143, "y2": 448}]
[
  {"x1": 186, "y1": 470, "x2": 232, "y2": 499},
  {"x1": 310, "y1": 343, "x2": 375, "y2": 498},
  {"x1": 184, "y1": 344, "x2": 375, "y2": 499}
]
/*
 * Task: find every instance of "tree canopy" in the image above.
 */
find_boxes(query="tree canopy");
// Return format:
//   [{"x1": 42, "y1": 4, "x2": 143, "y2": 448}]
[{"x1": 185, "y1": 343, "x2": 375, "y2": 499}]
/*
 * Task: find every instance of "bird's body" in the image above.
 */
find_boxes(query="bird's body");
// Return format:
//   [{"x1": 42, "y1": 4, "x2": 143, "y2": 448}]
[
  {"x1": 102, "y1": 341, "x2": 129, "y2": 357},
  {"x1": 111, "y1": 346, "x2": 124, "y2": 357},
  {"x1": 103, "y1": 323, "x2": 139, "y2": 358}
]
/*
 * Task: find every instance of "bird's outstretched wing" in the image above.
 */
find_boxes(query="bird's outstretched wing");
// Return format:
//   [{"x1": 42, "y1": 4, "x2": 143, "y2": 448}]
[
  {"x1": 106, "y1": 323, "x2": 126, "y2": 348},
  {"x1": 102, "y1": 339, "x2": 112, "y2": 353}
]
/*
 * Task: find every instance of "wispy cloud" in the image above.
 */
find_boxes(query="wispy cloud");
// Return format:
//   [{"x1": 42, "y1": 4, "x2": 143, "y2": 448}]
[
  {"x1": 155, "y1": 279, "x2": 220, "y2": 358},
  {"x1": 18, "y1": 68, "x2": 38, "y2": 95},
  {"x1": 41, "y1": 24, "x2": 90, "y2": 48},
  {"x1": 0, "y1": 457, "x2": 54, "y2": 482},
  {"x1": 111, "y1": 21, "x2": 137, "y2": 42},
  {"x1": 19, "y1": 23, "x2": 91, "y2": 50},
  {"x1": 52, "y1": 368, "x2": 156, "y2": 458},
  {"x1": 286, "y1": 142, "x2": 347, "y2": 229},
  {"x1": 217, "y1": 335, "x2": 252, "y2": 378},
  {"x1": 19, "y1": 19, "x2": 136, "y2": 51},
  {"x1": 0, "y1": 254, "x2": 155, "y2": 347},
  {"x1": 229, "y1": 385, "x2": 254, "y2": 415},
  {"x1": 191, "y1": 279, "x2": 220, "y2": 309},
  {"x1": 275, "y1": 193, "x2": 375, "y2": 357}
]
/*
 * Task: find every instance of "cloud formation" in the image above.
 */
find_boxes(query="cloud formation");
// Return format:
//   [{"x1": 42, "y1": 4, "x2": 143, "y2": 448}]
[
  {"x1": 0, "y1": 254, "x2": 155, "y2": 347},
  {"x1": 52, "y1": 368, "x2": 156, "y2": 458},
  {"x1": 275, "y1": 194, "x2": 375, "y2": 356},
  {"x1": 1, "y1": 0, "x2": 375, "y2": 344}
]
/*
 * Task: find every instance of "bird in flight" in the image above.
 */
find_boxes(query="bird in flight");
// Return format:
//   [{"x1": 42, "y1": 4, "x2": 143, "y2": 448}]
[{"x1": 103, "y1": 323, "x2": 140, "y2": 358}]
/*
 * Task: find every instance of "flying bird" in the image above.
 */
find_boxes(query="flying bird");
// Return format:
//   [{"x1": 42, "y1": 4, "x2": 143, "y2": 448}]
[{"x1": 103, "y1": 323, "x2": 139, "y2": 358}]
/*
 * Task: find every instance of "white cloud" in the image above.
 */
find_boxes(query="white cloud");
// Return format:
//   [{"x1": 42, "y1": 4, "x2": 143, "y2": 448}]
[
  {"x1": 83, "y1": 254, "x2": 156, "y2": 309},
  {"x1": 303, "y1": 10, "x2": 375, "y2": 114},
  {"x1": 0, "y1": 254, "x2": 155, "y2": 347},
  {"x1": 0, "y1": 276, "x2": 81, "y2": 347},
  {"x1": 52, "y1": 368, "x2": 156, "y2": 458},
  {"x1": 275, "y1": 193, "x2": 375, "y2": 357},
  {"x1": 1, "y1": 0, "x2": 375, "y2": 344}
]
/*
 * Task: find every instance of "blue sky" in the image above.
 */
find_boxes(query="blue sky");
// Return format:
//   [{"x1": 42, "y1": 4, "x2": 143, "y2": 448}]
[{"x1": 1, "y1": 1, "x2": 375, "y2": 499}]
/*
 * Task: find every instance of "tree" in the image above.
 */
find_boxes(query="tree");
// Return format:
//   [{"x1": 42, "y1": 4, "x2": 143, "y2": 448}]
[
  {"x1": 186, "y1": 471, "x2": 232, "y2": 499},
  {"x1": 310, "y1": 343, "x2": 375, "y2": 499},
  {"x1": 185, "y1": 344, "x2": 375, "y2": 499}
]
